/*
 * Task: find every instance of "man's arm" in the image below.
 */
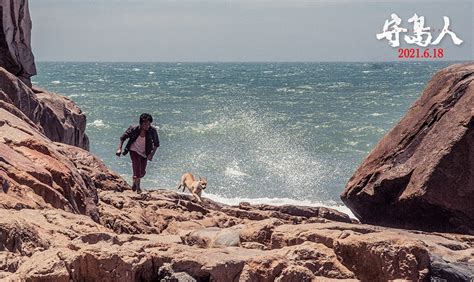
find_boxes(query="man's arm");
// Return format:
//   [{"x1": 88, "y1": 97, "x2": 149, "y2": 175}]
[
  {"x1": 116, "y1": 125, "x2": 134, "y2": 156},
  {"x1": 148, "y1": 128, "x2": 160, "y2": 160}
]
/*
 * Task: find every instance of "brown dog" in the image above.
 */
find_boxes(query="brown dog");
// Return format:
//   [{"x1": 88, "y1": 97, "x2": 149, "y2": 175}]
[{"x1": 177, "y1": 172, "x2": 207, "y2": 203}]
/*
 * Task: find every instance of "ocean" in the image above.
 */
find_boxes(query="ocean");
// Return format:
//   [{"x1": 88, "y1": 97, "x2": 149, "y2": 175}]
[{"x1": 32, "y1": 61, "x2": 455, "y2": 213}]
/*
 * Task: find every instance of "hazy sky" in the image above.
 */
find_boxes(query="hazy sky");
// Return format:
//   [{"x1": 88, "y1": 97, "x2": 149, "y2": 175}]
[{"x1": 30, "y1": 0, "x2": 473, "y2": 62}]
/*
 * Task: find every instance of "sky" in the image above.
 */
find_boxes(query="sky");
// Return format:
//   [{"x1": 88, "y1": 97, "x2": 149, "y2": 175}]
[{"x1": 30, "y1": 0, "x2": 473, "y2": 62}]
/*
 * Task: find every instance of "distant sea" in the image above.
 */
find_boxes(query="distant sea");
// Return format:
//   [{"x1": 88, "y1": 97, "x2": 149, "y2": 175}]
[{"x1": 33, "y1": 61, "x2": 457, "y2": 214}]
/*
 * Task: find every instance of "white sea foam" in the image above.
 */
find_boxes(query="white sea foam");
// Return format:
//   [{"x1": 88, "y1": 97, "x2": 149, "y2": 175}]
[
  {"x1": 132, "y1": 68, "x2": 141, "y2": 71},
  {"x1": 149, "y1": 71, "x2": 155, "y2": 74},
  {"x1": 328, "y1": 82, "x2": 352, "y2": 89},
  {"x1": 51, "y1": 80, "x2": 61, "y2": 84},
  {"x1": 370, "y1": 112, "x2": 383, "y2": 116},
  {"x1": 276, "y1": 87, "x2": 296, "y2": 93},
  {"x1": 222, "y1": 110, "x2": 337, "y2": 200},
  {"x1": 189, "y1": 121, "x2": 220, "y2": 133},
  {"x1": 88, "y1": 119, "x2": 107, "y2": 128},
  {"x1": 347, "y1": 141, "x2": 359, "y2": 146},
  {"x1": 224, "y1": 163, "x2": 249, "y2": 177},
  {"x1": 296, "y1": 85, "x2": 314, "y2": 90},
  {"x1": 203, "y1": 192, "x2": 355, "y2": 219}
]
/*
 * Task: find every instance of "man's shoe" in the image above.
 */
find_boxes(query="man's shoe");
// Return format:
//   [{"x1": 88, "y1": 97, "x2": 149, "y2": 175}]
[
  {"x1": 136, "y1": 179, "x2": 142, "y2": 194},
  {"x1": 131, "y1": 179, "x2": 137, "y2": 191}
]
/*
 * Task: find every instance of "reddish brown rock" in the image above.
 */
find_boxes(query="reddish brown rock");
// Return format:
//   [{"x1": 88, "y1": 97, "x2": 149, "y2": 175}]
[
  {"x1": 239, "y1": 218, "x2": 283, "y2": 245},
  {"x1": 0, "y1": 4, "x2": 473, "y2": 277},
  {"x1": 0, "y1": 106, "x2": 97, "y2": 217},
  {"x1": 0, "y1": 68, "x2": 129, "y2": 219},
  {"x1": 3, "y1": 194, "x2": 473, "y2": 281},
  {"x1": 0, "y1": 68, "x2": 89, "y2": 150},
  {"x1": 341, "y1": 63, "x2": 474, "y2": 234},
  {"x1": 55, "y1": 143, "x2": 128, "y2": 192}
]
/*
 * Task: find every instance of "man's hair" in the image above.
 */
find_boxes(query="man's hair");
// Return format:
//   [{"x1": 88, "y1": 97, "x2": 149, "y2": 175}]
[{"x1": 139, "y1": 113, "x2": 153, "y2": 124}]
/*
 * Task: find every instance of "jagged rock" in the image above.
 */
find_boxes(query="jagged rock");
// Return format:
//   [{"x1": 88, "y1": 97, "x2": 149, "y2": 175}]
[
  {"x1": 430, "y1": 254, "x2": 474, "y2": 282},
  {"x1": 35, "y1": 88, "x2": 90, "y2": 150},
  {"x1": 239, "y1": 218, "x2": 283, "y2": 245},
  {"x1": 0, "y1": 68, "x2": 128, "y2": 219},
  {"x1": 55, "y1": 143, "x2": 127, "y2": 191},
  {"x1": 0, "y1": 105, "x2": 98, "y2": 217},
  {"x1": 341, "y1": 62, "x2": 474, "y2": 234},
  {"x1": 0, "y1": 0, "x2": 36, "y2": 85},
  {"x1": 1, "y1": 187, "x2": 474, "y2": 281},
  {"x1": 0, "y1": 2, "x2": 473, "y2": 279},
  {"x1": 0, "y1": 67, "x2": 44, "y2": 128},
  {"x1": 0, "y1": 68, "x2": 90, "y2": 150},
  {"x1": 96, "y1": 189, "x2": 350, "y2": 237}
]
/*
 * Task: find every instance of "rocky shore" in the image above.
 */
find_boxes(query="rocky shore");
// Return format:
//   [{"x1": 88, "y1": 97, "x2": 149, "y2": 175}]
[
  {"x1": 2, "y1": 187, "x2": 474, "y2": 281},
  {"x1": 1, "y1": 1, "x2": 474, "y2": 281},
  {"x1": 0, "y1": 62, "x2": 473, "y2": 281}
]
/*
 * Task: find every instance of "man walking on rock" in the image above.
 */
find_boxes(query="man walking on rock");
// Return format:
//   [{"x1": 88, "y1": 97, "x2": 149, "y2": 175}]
[{"x1": 116, "y1": 113, "x2": 159, "y2": 193}]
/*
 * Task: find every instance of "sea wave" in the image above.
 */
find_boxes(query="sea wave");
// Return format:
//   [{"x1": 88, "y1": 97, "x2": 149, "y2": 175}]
[
  {"x1": 203, "y1": 192, "x2": 355, "y2": 219},
  {"x1": 88, "y1": 119, "x2": 108, "y2": 128},
  {"x1": 224, "y1": 162, "x2": 249, "y2": 177}
]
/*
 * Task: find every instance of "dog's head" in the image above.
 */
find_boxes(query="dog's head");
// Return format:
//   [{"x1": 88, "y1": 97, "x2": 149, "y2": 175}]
[{"x1": 199, "y1": 177, "x2": 207, "y2": 189}]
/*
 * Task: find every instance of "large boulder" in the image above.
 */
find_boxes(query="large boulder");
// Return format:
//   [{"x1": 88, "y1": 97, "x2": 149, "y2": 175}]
[
  {"x1": 0, "y1": 103, "x2": 98, "y2": 217},
  {"x1": 34, "y1": 87, "x2": 90, "y2": 151},
  {"x1": 0, "y1": 67, "x2": 129, "y2": 219},
  {"x1": 0, "y1": 0, "x2": 36, "y2": 86},
  {"x1": 0, "y1": 68, "x2": 89, "y2": 150},
  {"x1": 341, "y1": 63, "x2": 474, "y2": 233}
]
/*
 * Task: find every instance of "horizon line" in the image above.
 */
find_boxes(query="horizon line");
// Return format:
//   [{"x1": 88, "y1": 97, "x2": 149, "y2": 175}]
[{"x1": 35, "y1": 59, "x2": 469, "y2": 64}]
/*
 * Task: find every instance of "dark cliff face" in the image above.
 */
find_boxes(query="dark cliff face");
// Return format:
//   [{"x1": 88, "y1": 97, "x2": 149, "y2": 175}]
[
  {"x1": 0, "y1": 0, "x2": 89, "y2": 151},
  {"x1": 0, "y1": 66, "x2": 129, "y2": 219},
  {"x1": 341, "y1": 62, "x2": 474, "y2": 234},
  {"x1": 0, "y1": 0, "x2": 36, "y2": 86},
  {"x1": 0, "y1": 0, "x2": 108, "y2": 215},
  {"x1": 0, "y1": 6, "x2": 20, "y2": 77}
]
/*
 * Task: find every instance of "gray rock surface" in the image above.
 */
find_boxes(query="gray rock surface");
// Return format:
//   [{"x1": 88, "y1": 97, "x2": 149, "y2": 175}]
[{"x1": 0, "y1": 0, "x2": 36, "y2": 85}]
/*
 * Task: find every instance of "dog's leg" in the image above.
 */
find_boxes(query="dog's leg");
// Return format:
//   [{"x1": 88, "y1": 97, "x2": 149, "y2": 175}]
[
  {"x1": 197, "y1": 190, "x2": 203, "y2": 203},
  {"x1": 179, "y1": 174, "x2": 185, "y2": 191},
  {"x1": 192, "y1": 191, "x2": 202, "y2": 203},
  {"x1": 194, "y1": 194, "x2": 202, "y2": 203}
]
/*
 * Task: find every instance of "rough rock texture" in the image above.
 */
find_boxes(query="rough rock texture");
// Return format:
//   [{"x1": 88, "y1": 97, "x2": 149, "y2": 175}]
[
  {"x1": 0, "y1": 0, "x2": 36, "y2": 85},
  {"x1": 0, "y1": 68, "x2": 90, "y2": 150},
  {"x1": 96, "y1": 189, "x2": 351, "y2": 236},
  {"x1": 342, "y1": 63, "x2": 474, "y2": 234},
  {"x1": 0, "y1": 67, "x2": 126, "y2": 218},
  {"x1": 1, "y1": 191, "x2": 473, "y2": 281},
  {"x1": 0, "y1": 6, "x2": 473, "y2": 278},
  {"x1": 34, "y1": 87, "x2": 90, "y2": 151}
]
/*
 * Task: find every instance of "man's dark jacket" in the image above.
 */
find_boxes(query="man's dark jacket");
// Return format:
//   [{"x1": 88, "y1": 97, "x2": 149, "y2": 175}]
[{"x1": 120, "y1": 124, "x2": 159, "y2": 157}]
